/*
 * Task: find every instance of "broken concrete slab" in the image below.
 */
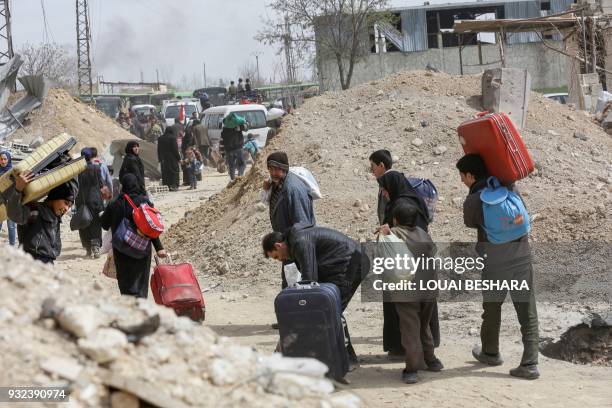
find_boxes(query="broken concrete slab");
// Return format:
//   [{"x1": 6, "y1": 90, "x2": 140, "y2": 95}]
[
  {"x1": 0, "y1": 75, "x2": 50, "y2": 141},
  {"x1": 40, "y1": 356, "x2": 84, "y2": 381},
  {"x1": 482, "y1": 68, "x2": 531, "y2": 130},
  {"x1": 0, "y1": 55, "x2": 23, "y2": 112},
  {"x1": 102, "y1": 372, "x2": 191, "y2": 408}
]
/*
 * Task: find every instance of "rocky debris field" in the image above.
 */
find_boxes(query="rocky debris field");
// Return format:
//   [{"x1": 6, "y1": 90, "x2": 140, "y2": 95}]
[
  {"x1": 7, "y1": 88, "x2": 135, "y2": 152},
  {"x1": 166, "y1": 71, "x2": 612, "y2": 293},
  {"x1": 0, "y1": 246, "x2": 360, "y2": 407}
]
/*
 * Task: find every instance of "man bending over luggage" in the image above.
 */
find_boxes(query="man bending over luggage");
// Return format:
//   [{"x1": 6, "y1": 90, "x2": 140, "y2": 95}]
[
  {"x1": 262, "y1": 223, "x2": 366, "y2": 368},
  {"x1": 457, "y1": 154, "x2": 540, "y2": 380},
  {"x1": 4, "y1": 171, "x2": 77, "y2": 264}
]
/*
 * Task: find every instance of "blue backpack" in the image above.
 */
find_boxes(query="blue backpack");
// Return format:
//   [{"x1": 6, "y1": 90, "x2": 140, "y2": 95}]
[
  {"x1": 407, "y1": 177, "x2": 438, "y2": 222},
  {"x1": 480, "y1": 176, "x2": 530, "y2": 244}
]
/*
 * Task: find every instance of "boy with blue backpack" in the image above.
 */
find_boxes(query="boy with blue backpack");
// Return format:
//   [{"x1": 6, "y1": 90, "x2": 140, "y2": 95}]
[{"x1": 456, "y1": 154, "x2": 540, "y2": 380}]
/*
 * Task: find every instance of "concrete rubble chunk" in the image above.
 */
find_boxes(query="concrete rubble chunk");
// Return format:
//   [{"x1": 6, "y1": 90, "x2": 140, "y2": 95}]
[
  {"x1": 110, "y1": 391, "x2": 140, "y2": 408},
  {"x1": 77, "y1": 328, "x2": 128, "y2": 363},
  {"x1": 57, "y1": 305, "x2": 106, "y2": 338},
  {"x1": 411, "y1": 138, "x2": 423, "y2": 147},
  {"x1": 266, "y1": 372, "x2": 334, "y2": 399},
  {"x1": 482, "y1": 68, "x2": 530, "y2": 130},
  {"x1": 433, "y1": 145, "x2": 448, "y2": 155},
  {"x1": 328, "y1": 392, "x2": 363, "y2": 408},
  {"x1": 208, "y1": 358, "x2": 241, "y2": 386},
  {"x1": 40, "y1": 357, "x2": 84, "y2": 381},
  {"x1": 258, "y1": 354, "x2": 329, "y2": 377}
]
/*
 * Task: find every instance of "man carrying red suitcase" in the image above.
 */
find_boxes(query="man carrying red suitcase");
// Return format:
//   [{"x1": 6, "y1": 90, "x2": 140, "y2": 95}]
[
  {"x1": 262, "y1": 223, "x2": 366, "y2": 370},
  {"x1": 456, "y1": 154, "x2": 540, "y2": 380}
]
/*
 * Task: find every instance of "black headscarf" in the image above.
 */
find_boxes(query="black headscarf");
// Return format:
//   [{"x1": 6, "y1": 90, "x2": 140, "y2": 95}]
[
  {"x1": 125, "y1": 141, "x2": 140, "y2": 156},
  {"x1": 120, "y1": 174, "x2": 141, "y2": 195},
  {"x1": 377, "y1": 170, "x2": 429, "y2": 230}
]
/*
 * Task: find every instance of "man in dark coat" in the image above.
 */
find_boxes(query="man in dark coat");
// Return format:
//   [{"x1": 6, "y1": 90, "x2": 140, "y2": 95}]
[
  {"x1": 157, "y1": 127, "x2": 181, "y2": 191},
  {"x1": 221, "y1": 121, "x2": 246, "y2": 180},
  {"x1": 262, "y1": 223, "x2": 366, "y2": 369},
  {"x1": 457, "y1": 154, "x2": 539, "y2": 380},
  {"x1": 263, "y1": 151, "x2": 316, "y2": 288},
  {"x1": 4, "y1": 172, "x2": 77, "y2": 264},
  {"x1": 119, "y1": 141, "x2": 146, "y2": 195}
]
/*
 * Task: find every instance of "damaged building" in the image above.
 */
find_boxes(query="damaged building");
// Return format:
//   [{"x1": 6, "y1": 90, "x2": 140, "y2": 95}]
[{"x1": 315, "y1": 0, "x2": 575, "y2": 91}]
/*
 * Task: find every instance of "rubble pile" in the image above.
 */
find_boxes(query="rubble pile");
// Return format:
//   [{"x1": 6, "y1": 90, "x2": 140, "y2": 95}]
[
  {"x1": 7, "y1": 88, "x2": 135, "y2": 152},
  {"x1": 166, "y1": 71, "x2": 612, "y2": 283},
  {"x1": 0, "y1": 246, "x2": 360, "y2": 407}
]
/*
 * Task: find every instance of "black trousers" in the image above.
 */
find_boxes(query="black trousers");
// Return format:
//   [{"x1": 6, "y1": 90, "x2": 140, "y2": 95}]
[{"x1": 78, "y1": 213, "x2": 102, "y2": 250}]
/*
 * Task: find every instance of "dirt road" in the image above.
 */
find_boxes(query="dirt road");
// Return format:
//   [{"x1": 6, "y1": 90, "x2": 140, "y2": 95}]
[
  {"x1": 207, "y1": 285, "x2": 612, "y2": 408},
  {"x1": 46, "y1": 169, "x2": 612, "y2": 408}
]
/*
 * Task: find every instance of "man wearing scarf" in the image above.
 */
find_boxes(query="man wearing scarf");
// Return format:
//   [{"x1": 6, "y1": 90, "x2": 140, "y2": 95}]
[
  {"x1": 263, "y1": 151, "x2": 316, "y2": 288},
  {"x1": 5, "y1": 171, "x2": 77, "y2": 264},
  {"x1": 119, "y1": 141, "x2": 146, "y2": 194}
]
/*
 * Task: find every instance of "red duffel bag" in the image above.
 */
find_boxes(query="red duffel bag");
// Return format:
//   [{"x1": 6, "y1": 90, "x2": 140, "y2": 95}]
[
  {"x1": 151, "y1": 255, "x2": 205, "y2": 321},
  {"x1": 457, "y1": 112, "x2": 534, "y2": 183}
]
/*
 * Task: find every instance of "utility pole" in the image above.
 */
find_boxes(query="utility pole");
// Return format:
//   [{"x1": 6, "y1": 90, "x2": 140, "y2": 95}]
[
  {"x1": 251, "y1": 51, "x2": 262, "y2": 86},
  {"x1": 0, "y1": 0, "x2": 14, "y2": 65},
  {"x1": 283, "y1": 15, "x2": 295, "y2": 84},
  {"x1": 203, "y1": 61, "x2": 207, "y2": 88},
  {"x1": 76, "y1": 0, "x2": 93, "y2": 100}
]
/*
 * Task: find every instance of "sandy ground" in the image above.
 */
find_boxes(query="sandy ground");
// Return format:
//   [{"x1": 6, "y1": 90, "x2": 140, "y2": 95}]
[
  {"x1": 207, "y1": 285, "x2": 612, "y2": 408},
  {"x1": 4, "y1": 168, "x2": 610, "y2": 408}
]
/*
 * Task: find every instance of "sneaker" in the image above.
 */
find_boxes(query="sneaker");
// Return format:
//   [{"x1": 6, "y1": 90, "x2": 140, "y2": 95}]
[
  {"x1": 91, "y1": 246, "x2": 101, "y2": 259},
  {"x1": 402, "y1": 369, "x2": 418, "y2": 384},
  {"x1": 425, "y1": 357, "x2": 444, "y2": 372},
  {"x1": 510, "y1": 364, "x2": 540, "y2": 380},
  {"x1": 472, "y1": 346, "x2": 504, "y2": 366}
]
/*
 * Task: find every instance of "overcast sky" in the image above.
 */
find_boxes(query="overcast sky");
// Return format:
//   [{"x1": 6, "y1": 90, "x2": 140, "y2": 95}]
[{"x1": 12, "y1": 0, "x2": 466, "y2": 88}]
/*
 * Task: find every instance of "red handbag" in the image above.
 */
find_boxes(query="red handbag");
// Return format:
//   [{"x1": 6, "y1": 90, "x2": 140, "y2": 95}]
[
  {"x1": 124, "y1": 194, "x2": 164, "y2": 239},
  {"x1": 151, "y1": 256, "x2": 205, "y2": 321}
]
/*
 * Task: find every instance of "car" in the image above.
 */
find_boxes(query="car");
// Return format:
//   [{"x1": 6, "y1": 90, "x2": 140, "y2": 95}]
[
  {"x1": 162, "y1": 99, "x2": 202, "y2": 127},
  {"x1": 130, "y1": 104, "x2": 157, "y2": 117},
  {"x1": 543, "y1": 92, "x2": 568, "y2": 104},
  {"x1": 202, "y1": 104, "x2": 276, "y2": 150}
]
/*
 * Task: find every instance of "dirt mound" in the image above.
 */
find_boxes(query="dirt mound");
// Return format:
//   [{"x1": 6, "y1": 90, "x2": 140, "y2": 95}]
[
  {"x1": 166, "y1": 70, "x2": 612, "y2": 284},
  {"x1": 0, "y1": 245, "x2": 359, "y2": 407},
  {"x1": 7, "y1": 88, "x2": 135, "y2": 152}
]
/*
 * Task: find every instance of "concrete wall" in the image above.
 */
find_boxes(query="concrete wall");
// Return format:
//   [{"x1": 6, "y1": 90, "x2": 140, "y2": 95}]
[{"x1": 318, "y1": 41, "x2": 567, "y2": 91}]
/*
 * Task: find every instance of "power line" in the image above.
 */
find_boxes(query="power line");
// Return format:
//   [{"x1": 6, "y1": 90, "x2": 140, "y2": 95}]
[{"x1": 40, "y1": 0, "x2": 55, "y2": 44}]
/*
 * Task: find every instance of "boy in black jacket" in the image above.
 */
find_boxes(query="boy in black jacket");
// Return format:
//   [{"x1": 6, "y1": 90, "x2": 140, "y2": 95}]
[{"x1": 4, "y1": 171, "x2": 77, "y2": 264}]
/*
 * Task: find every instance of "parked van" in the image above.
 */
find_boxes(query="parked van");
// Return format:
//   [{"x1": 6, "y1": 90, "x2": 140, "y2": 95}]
[
  {"x1": 162, "y1": 99, "x2": 202, "y2": 126},
  {"x1": 202, "y1": 104, "x2": 275, "y2": 149}
]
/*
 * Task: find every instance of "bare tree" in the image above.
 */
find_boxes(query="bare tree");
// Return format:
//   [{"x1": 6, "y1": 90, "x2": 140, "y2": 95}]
[
  {"x1": 257, "y1": 0, "x2": 390, "y2": 90},
  {"x1": 19, "y1": 42, "x2": 77, "y2": 90},
  {"x1": 239, "y1": 60, "x2": 261, "y2": 87}
]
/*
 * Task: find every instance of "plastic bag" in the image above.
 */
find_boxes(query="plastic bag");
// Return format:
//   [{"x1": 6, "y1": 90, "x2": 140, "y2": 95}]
[
  {"x1": 101, "y1": 229, "x2": 112, "y2": 254},
  {"x1": 284, "y1": 263, "x2": 302, "y2": 287},
  {"x1": 290, "y1": 167, "x2": 322, "y2": 200},
  {"x1": 376, "y1": 233, "x2": 415, "y2": 283}
]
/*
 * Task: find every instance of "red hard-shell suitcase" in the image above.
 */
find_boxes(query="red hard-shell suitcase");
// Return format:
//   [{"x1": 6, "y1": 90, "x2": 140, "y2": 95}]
[
  {"x1": 151, "y1": 256, "x2": 205, "y2": 321},
  {"x1": 457, "y1": 112, "x2": 534, "y2": 183}
]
